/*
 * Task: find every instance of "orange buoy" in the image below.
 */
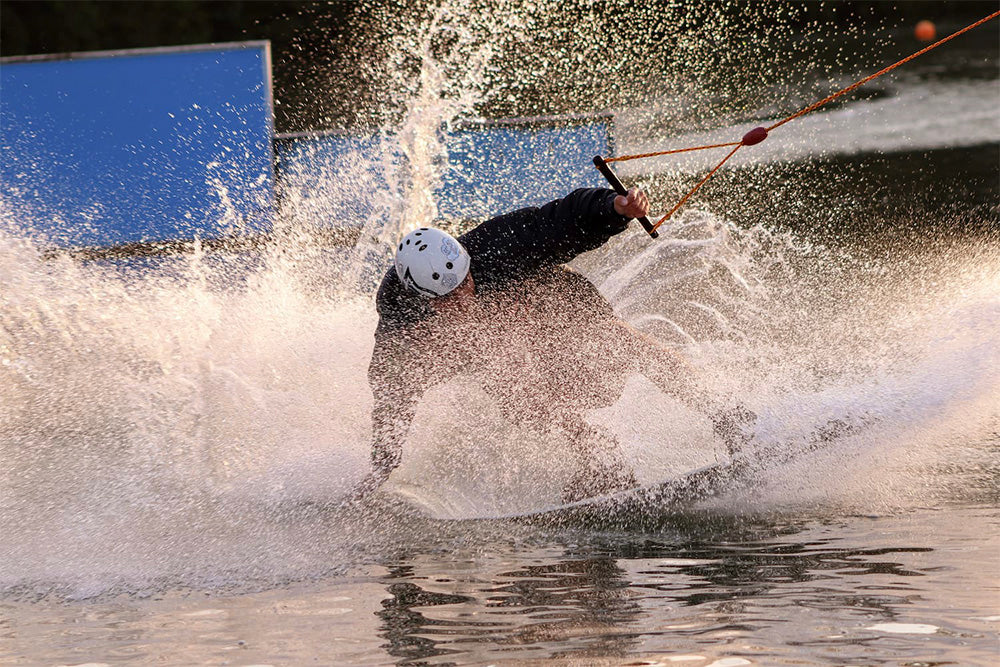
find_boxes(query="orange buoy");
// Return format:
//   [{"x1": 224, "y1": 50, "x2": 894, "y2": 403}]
[{"x1": 915, "y1": 20, "x2": 937, "y2": 42}]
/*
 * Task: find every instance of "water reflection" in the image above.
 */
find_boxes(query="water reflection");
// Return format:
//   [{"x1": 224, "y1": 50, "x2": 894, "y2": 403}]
[
  {"x1": 482, "y1": 557, "x2": 643, "y2": 657},
  {"x1": 373, "y1": 519, "x2": 937, "y2": 664},
  {"x1": 376, "y1": 565, "x2": 477, "y2": 663},
  {"x1": 376, "y1": 556, "x2": 642, "y2": 663}
]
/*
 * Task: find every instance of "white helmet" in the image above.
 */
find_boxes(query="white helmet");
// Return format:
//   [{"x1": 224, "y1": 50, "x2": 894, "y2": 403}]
[{"x1": 394, "y1": 227, "x2": 471, "y2": 297}]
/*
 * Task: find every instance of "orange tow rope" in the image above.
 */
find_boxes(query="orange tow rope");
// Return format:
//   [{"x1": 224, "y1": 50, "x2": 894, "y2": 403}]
[{"x1": 600, "y1": 10, "x2": 1000, "y2": 234}]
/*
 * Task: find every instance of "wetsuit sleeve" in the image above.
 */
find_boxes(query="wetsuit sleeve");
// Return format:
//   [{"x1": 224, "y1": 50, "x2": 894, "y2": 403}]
[
  {"x1": 534, "y1": 187, "x2": 632, "y2": 263},
  {"x1": 460, "y1": 188, "x2": 630, "y2": 279},
  {"x1": 367, "y1": 321, "x2": 425, "y2": 478}
]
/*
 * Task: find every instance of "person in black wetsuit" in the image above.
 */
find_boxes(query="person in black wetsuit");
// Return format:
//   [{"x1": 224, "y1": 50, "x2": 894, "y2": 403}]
[{"x1": 359, "y1": 187, "x2": 750, "y2": 502}]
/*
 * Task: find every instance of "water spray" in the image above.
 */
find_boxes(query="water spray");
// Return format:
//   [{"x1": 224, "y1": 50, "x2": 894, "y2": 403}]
[{"x1": 594, "y1": 9, "x2": 1000, "y2": 238}]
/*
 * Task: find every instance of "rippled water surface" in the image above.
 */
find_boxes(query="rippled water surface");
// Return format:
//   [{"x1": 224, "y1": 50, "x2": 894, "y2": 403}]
[{"x1": 4, "y1": 507, "x2": 999, "y2": 665}]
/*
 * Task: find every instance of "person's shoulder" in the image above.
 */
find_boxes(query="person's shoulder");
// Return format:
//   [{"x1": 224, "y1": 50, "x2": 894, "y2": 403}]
[
  {"x1": 458, "y1": 206, "x2": 536, "y2": 251},
  {"x1": 375, "y1": 265, "x2": 407, "y2": 315},
  {"x1": 375, "y1": 265, "x2": 398, "y2": 302},
  {"x1": 456, "y1": 209, "x2": 540, "y2": 288},
  {"x1": 375, "y1": 265, "x2": 431, "y2": 326}
]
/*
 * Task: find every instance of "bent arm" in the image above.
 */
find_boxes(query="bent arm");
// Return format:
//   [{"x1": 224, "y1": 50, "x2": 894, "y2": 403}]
[
  {"x1": 459, "y1": 188, "x2": 633, "y2": 280},
  {"x1": 533, "y1": 187, "x2": 633, "y2": 263},
  {"x1": 358, "y1": 324, "x2": 425, "y2": 497}
]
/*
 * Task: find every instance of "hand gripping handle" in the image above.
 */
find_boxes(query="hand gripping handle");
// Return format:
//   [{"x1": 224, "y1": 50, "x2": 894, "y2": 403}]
[{"x1": 593, "y1": 155, "x2": 658, "y2": 238}]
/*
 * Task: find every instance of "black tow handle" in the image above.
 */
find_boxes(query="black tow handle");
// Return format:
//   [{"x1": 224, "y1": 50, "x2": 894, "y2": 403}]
[{"x1": 593, "y1": 155, "x2": 658, "y2": 239}]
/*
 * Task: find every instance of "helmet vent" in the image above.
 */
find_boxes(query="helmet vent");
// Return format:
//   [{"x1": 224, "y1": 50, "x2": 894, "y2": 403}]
[
  {"x1": 432, "y1": 273, "x2": 440, "y2": 280},
  {"x1": 446, "y1": 262, "x2": 453, "y2": 269}
]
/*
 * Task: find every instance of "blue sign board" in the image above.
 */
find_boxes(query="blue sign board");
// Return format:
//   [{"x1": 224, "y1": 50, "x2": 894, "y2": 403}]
[
  {"x1": 1, "y1": 42, "x2": 274, "y2": 247},
  {"x1": 2, "y1": 40, "x2": 611, "y2": 251}
]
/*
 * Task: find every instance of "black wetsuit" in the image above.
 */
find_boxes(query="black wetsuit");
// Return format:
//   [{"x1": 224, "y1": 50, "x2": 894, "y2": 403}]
[{"x1": 368, "y1": 188, "x2": 635, "y2": 477}]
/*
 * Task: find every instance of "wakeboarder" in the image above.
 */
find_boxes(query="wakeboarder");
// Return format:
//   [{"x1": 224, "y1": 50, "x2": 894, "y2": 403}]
[{"x1": 358, "y1": 187, "x2": 752, "y2": 501}]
